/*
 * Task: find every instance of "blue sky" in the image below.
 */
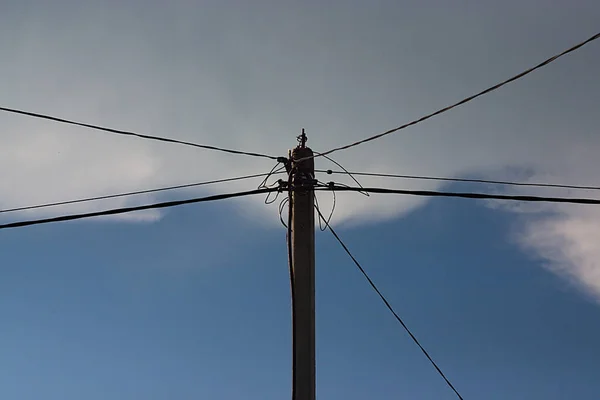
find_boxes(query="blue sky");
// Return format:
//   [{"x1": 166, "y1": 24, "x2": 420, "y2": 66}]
[
  {"x1": 2, "y1": 1, "x2": 600, "y2": 399},
  {"x1": 3, "y1": 193, "x2": 600, "y2": 399}
]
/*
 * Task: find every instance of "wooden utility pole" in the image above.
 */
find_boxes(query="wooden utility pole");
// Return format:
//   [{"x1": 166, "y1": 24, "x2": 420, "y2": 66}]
[{"x1": 289, "y1": 129, "x2": 316, "y2": 400}]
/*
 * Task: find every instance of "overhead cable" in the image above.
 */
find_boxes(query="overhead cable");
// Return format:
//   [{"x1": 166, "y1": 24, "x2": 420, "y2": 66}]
[
  {"x1": 314, "y1": 205, "x2": 464, "y2": 399},
  {"x1": 1, "y1": 171, "x2": 286, "y2": 215},
  {"x1": 0, "y1": 106, "x2": 278, "y2": 160},
  {"x1": 286, "y1": 183, "x2": 297, "y2": 400},
  {"x1": 317, "y1": 184, "x2": 600, "y2": 205},
  {"x1": 314, "y1": 152, "x2": 368, "y2": 196},
  {"x1": 312, "y1": 32, "x2": 600, "y2": 160},
  {"x1": 0, "y1": 187, "x2": 278, "y2": 230},
  {"x1": 317, "y1": 169, "x2": 600, "y2": 191}
]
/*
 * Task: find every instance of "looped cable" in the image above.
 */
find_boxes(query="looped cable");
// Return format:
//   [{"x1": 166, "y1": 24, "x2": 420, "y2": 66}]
[
  {"x1": 314, "y1": 190, "x2": 336, "y2": 231},
  {"x1": 327, "y1": 181, "x2": 370, "y2": 197},
  {"x1": 260, "y1": 161, "x2": 289, "y2": 205},
  {"x1": 278, "y1": 197, "x2": 290, "y2": 228},
  {"x1": 314, "y1": 151, "x2": 369, "y2": 197},
  {"x1": 258, "y1": 162, "x2": 286, "y2": 190}
]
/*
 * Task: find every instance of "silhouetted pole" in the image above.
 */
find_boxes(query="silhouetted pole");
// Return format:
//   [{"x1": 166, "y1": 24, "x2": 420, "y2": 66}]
[{"x1": 289, "y1": 130, "x2": 315, "y2": 400}]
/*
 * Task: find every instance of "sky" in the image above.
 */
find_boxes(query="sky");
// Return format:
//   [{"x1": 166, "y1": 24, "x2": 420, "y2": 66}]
[{"x1": 1, "y1": 0, "x2": 600, "y2": 398}]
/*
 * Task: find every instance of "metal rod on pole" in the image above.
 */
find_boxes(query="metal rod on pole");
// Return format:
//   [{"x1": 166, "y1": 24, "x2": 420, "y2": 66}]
[{"x1": 289, "y1": 129, "x2": 316, "y2": 400}]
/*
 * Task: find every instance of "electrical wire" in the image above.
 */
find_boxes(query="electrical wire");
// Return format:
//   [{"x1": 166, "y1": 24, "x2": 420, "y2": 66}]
[
  {"x1": 1, "y1": 171, "x2": 287, "y2": 215},
  {"x1": 258, "y1": 163, "x2": 287, "y2": 190},
  {"x1": 317, "y1": 184, "x2": 600, "y2": 205},
  {"x1": 314, "y1": 192, "x2": 336, "y2": 231},
  {"x1": 286, "y1": 172, "x2": 297, "y2": 400},
  {"x1": 314, "y1": 151, "x2": 368, "y2": 196},
  {"x1": 257, "y1": 162, "x2": 288, "y2": 204},
  {"x1": 0, "y1": 106, "x2": 278, "y2": 160},
  {"x1": 314, "y1": 205, "x2": 464, "y2": 399},
  {"x1": 6, "y1": 167, "x2": 590, "y2": 217},
  {"x1": 6, "y1": 182, "x2": 598, "y2": 231},
  {"x1": 0, "y1": 187, "x2": 278, "y2": 230},
  {"x1": 309, "y1": 32, "x2": 600, "y2": 161},
  {"x1": 265, "y1": 189, "x2": 284, "y2": 205},
  {"x1": 278, "y1": 197, "x2": 289, "y2": 228},
  {"x1": 317, "y1": 169, "x2": 600, "y2": 192},
  {"x1": 325, "y1": 181, "x2": 369, "y2": 197}
]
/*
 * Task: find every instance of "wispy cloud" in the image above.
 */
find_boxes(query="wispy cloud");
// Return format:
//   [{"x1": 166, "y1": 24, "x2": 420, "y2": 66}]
[{"x1": 518, "y1": 207, "x2": 600, "y2": 302}]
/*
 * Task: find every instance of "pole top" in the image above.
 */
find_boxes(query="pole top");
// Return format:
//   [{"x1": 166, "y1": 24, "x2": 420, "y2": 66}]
[{"x1": 297, "y1": 128, "x2": 307, "y2": 148}]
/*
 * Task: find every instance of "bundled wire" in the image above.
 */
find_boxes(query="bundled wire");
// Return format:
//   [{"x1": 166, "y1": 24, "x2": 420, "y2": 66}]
[
  {"x1": 317, "y1": 184, "x2": 600, "y2": 205},
  {"x1": 317, "y1": 169, "x2": 600, "y2": 192}
]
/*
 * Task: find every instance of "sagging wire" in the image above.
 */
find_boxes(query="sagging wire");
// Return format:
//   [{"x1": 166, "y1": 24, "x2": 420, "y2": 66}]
[
  {"x1": 325, "y1": 181, "x2": 370, "y2": 197},
  {"x1": 265, "y1": 185, "x2": 285, "y2": 205},
  {"x1": 279, "y1": 197, "x2": 290, "y2": 228},
  {"x1": 259, "y1": 157, "x2": 289, "y2": 205},
  {"x1": 314, "y1": 189, "x2": 336, "y2": 231},
  {"x1": 314, "y1": 151, "x2": 369, "y2": 197},
  {"x1": 258, "y1": 161, "x2": 285, "y2": 189},
  {"x1": 314, "y1": 179, "x2": 333, "y2": 189}
]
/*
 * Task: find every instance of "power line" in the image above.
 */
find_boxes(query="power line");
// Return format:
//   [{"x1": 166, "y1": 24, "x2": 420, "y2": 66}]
[
  {"x1": 287, "y1": 189, "x2": 298, "y2": 400},
  {"x1": 313, "y1": 152, "x2": 368, "y2": 196},
  {"x1": 314, "y1": 205, "x2": 464, "y2": 400},
  {"x1": 312, "y1": 32, "x2": 600, "y2": 160},
  {"x1": 5, "y1": 183, "x2": 598, "y2": 229},
  {"x1": 0, "y1": 106, "x2": 278, "y2": 160},
  {"x1": 0, "y1": 187, "x2": 278, "y2": 230},
  {"x1": 317, "y1": 184, "x2": 600, "y2": 205},
  {"x1": 5, "y1": 168, "x2": 594, "y2": 218},
  {"x1": 317, "y1": 169, "x2": 600, "y2": 191},
  {"x1": 1, "y1": 171, "x2": 287, "y2": 215}
]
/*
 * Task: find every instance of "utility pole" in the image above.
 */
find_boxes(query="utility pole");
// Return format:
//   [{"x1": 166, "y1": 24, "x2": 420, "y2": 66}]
[{"x1": 289, "y1": 129, "x2": 316, "y2": 400}]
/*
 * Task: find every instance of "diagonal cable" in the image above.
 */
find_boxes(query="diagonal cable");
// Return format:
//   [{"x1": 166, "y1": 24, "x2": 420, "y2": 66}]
[
  {"x1": 315, "y1": 205, "x2": 464, "y2": 399},
  {"x1": 312, "y1": 32, "x2": 600, "y2": 160},
  {"x1": 0, "y1": 106, "x2": 278, "y2": 160}
]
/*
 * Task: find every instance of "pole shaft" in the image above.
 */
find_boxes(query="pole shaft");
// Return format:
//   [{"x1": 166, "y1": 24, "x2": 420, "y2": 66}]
[{"x1": 291, "y1": 145, "x2": 315, "y2": 400}]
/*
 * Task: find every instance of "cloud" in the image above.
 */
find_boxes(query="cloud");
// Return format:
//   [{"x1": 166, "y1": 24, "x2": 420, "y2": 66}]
[
  {"x1": 1, "y1": 1, "x2": 600, "y2": 297},
  {"x1": 518, "y1": 207, "x2": 600, "y2": 302}
]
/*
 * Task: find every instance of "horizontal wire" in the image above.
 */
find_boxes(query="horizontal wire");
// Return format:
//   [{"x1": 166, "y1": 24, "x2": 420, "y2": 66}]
[
  {"x1": 315, "y1": 205, "x2": 464, "y2": 399},
  {"x1": 0, "y1": 106, "x2": 278, "y2": 160},
  {"x1": 0, "y1": 171, "x2": 285, "y2": 214},
  {"x1": 310, "y1": 32, "x2": 600, "y2": 160},
  {"x1": 317, "y1": 169, "x2": 600, "y2": 191},
  {"x1": 317, "y1": 184, "x2": 600, "y2": 205},
  {"x1": 0, "y1": 187, "x2": 278, "y2": 230},
  {"x1": 313, "y1": 152, "x2": 368, "y2": 195},
  {"x1": 6, "y1": 182, "x2": 597, "y2": 230}
]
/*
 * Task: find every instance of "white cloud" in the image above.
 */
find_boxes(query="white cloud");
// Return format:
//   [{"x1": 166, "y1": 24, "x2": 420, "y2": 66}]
[
  {"x1": 518, "y1": 207, "x2": 600, "y2": 302},
  {"x1": 1, "y1": 1, "x2": 600, "y2": 297}
]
